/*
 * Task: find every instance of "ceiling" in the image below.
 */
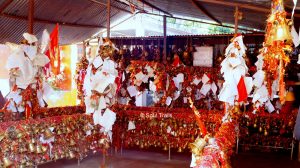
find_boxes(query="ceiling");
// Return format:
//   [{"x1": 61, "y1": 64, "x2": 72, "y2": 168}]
[{"x1": 0, "y1": 0, "x2": 299, "y2": 44}]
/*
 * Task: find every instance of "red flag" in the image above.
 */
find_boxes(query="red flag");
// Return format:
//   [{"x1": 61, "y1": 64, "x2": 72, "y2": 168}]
[
  {"x1": 173, "y1": 55, "x2": 180, "y2": 67},
  {"x1": 237, "y1": 76, "x2": 248, "y2": 102},
  {"x1": 46, "y1": 24, "x2": 60, "y2": 75}
]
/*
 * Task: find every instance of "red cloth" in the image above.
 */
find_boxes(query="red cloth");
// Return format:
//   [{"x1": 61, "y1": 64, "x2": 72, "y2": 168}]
[
  {"x1": 46, "y1": 24, "x2": 60, "y2": 75},
  {"x1": 115, "y1": 72, "x2": 123, "y2": 93},
  {"x1": 173, "y1": 56, "x2": 180, "y2": 67},
  {"x1": 237, "y1": 76, "x2": 248, "y2": 102}
]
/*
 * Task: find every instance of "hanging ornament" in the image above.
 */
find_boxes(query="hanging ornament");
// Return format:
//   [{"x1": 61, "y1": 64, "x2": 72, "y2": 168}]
[{"x1": 260, "y1": 0, "x2": 293, "y2": 104}]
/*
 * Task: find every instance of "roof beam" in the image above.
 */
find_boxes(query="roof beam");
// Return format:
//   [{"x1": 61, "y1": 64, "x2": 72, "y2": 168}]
[
  {"x1": 87, "y1": 0, "x2": 132, "y2": 14},
  {"x1": 191, "y1": 0, "x2": 221, "y2": 25},
  {"x1": 139, "y1": 0, "x2": 173, "y2": 16},
  {"x1": 0, "y1": 0, "x2": 13, "y2": 13},
  {"x1": 1, "y1": 13, "x2": 105, "y2": 28},
  {"x1": 198, "y1": 0, "x2": 300, "y2": 18},
  {"x1": 141, "y1": 11, "x2": 261, "y2": 33}
]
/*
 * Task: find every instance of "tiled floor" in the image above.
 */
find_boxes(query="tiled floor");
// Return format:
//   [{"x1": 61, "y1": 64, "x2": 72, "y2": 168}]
[{"x1": 39, "y1": 149, "x2": 300, "y2": 168}]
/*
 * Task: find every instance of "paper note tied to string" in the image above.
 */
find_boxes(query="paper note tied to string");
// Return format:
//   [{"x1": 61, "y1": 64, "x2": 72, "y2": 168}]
[
  {"x1": 200, "y1": 83, "x2": 211, "y2": 96},
  {"x1": 127, "y1": 85, "x2": 138, "y2": 97},
  {"x1": 193, "y1": 76, "x2": 201, "y2": 85},
  {"x1": 201, "y1": 74, "x2": 210, "y2": 84},
  {"x1": 128, "y1": 121, "x2": 136, "y2": 130},
  {"x1": 166, "y1": 96, "x2": 172, "y2": 106}
]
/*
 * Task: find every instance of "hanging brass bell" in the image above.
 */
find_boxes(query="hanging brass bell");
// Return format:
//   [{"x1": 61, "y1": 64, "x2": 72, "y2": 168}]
[
  {"x1": 16, "y1": 130, "x2": 23, "y2": 139},
  {"x1": 140, "y1": 141, "x2": 144, "y2": 149},
  {"x1": 163, "y1": 145, "x2": 168, "y2": 151},
  {"x1": 177, "y1": 147, "x2": 182, "y2": 153},
  {"x1": 0, "y1": 133, "x2": 5, "y2": 142},
  {"x1": 44, "y1": 128, "x2": 54, "y2": 140},
  {"x1": 104, "y1": 142, "x2": 110, "y2": 149},
  {"x1": 28, "y1": 143, "x2": 35, "y2": 153},
  {"x1": 3, "y1": 157, "x2": 13, "y2": 167},
  {"x1": 42, "y1": 145, "x2": 48, "y2": 153},
  {"x1": 19, "y1": 146, "x2": 27, "y2": 153},
  {"x1": 189, "y1": 137, "x2": 207, "y2": 156},
  {"x1": 69, "y1": 151, "x2": 76, "y2": 159},
  {"x1": 36, "y1": 144, "x2": 43, "y2": 154},
  {"x1": 69, "y1": 138, "x2": 76, "y2": 146},
  {"x1": 54, "y1": 153, "x2": 59, "y2": 160},
  {"x1": 98, "y1": 138, "x2": 105, "y2": 144},
  {"x1": 57, "y1": 129, "x2": 62, "y2": 135},
  {"x1": 19, "y1": 164, "x2": 26, "y2": 168},
  {"x1": 66, "y1": 126, "x2": 72, "y2": 134},
  {"x1": 253, "y1": 123, "x2": 257, "y2": 128}
]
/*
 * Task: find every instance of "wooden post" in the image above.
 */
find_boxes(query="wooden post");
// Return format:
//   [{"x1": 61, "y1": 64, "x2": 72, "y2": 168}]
[
  {"x1": 28, "y1": 0, "x2": 34, "y2": 34},
  {"x1": 234, "y1": 6, "x2": 238, "y2": 35},
  {"x1": 107, "y1": 0, "x2": 111, "y2": 38},
  {"x1": 163, "y1": 15, "x2": 167, "y2": 63}
]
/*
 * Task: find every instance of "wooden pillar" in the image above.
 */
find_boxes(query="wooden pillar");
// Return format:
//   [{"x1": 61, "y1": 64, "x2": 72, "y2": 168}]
[
  {"x1": 107, "y1": 0, "x2": 111, "y2": 38},
  {"x1": 83, "y1": 41, "x2": 86, "y2": 58},
  {"x1": 234, "y1": 6, "x2": 239, "y2": 35},
  {"x1": 28, "y1": 0, "x2": 34, "y2": 34},
  {"x1": 163, "y1": 15, "x2": 167, "y2": 63}
]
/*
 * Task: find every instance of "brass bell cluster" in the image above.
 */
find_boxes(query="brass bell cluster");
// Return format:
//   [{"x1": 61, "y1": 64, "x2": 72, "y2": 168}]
[{"x1": 124, "y1": 116, "x2": 208, "y2": 152}]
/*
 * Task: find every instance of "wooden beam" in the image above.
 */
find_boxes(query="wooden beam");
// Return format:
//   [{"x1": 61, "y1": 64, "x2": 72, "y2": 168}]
[
  {"x1": 163, "y1": 15, "x2": 167, "y2": 63},
  {"x1": 234, "y1": 6, "x2": 238, "y2": 34},
  {"x1": 139, "y1": 0, "x2": 173, "y2": 16},
  {"x1": 1, "y1": 13, "x2": 105, "y2": 28},
  {"x1": 191, "y1": 0, "x2": 221, "y2": 25},
  {"x1": 87, "y1": 0, "x2": 131, "y2": 14},
  {"x1": 115, "y1": 0, "x2": 146, "y2": 13},
  {"x1": 28, "y1": 0, "x2": 34, "y2": 34},
  {"x1": 107, "y1": 0, "x2": 111, "y2": 38},
  {"x1": 198, "y1": 0, "x2": 300, "y2": 18},
  {"x1": 0, "y1": 0, "x2": 13, "y2": 13},
  {"x1": 141, "y1": 12, "x2": 261, "y2": 33}
]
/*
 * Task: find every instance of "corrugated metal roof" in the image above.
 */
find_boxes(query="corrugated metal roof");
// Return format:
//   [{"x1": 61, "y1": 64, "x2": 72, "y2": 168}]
[
  {"x1": 109, "y1": 33, "x2": 264, "y2": 39},
  {"x1": 0, "y1": 0, "x2": 298, "y2": 44},
  {"x1": 0, "y1": 0, "x2": 130, "y2": 44}
]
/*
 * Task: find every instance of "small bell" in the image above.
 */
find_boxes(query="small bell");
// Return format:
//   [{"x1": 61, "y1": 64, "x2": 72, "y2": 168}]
[
  {"x1": 69, "y1": 151, "x2": 76, "y2": 159},
  {"x1": 19, "y1": 164, "x2": 26, "y2": 168},
  {"x1": 44, "y1": 128, "x2": 54, "y2": 140},
  {"x1": 36, "y1": 144, "x2": 43, "y2": 154},
  {"x1": 42, "y1": 145, "x2": 48, "y2": 153},
  {"x1": 140, "y1": 141, "x2": 144, "y2": 149},
  {"x1": 69, "y1": 139, "x2": 76, "y2": 146},
  {"x1": 177, "y1": 147, "x2": 182, "y2": 153},
  {"x1": 253, "y1": 123, "x2": 257, "y2": 128},
  {"x1": 163, "y1": 145, "x2": 168, "y2": 151},
  {"x1": 104, "y1": 142, "x2": 110, "y2": 149},
  {"x1": 66, "y1": 126, "x2": 72, "y2": 133},
  {"x1": 19, "y1": 146, "x2": 27, "y2": 153},
  {"x1": 28, "y1": 143, "x2": 35, "y2": 153},
  {"x1": 54, "y1": 153, "x2": 60, "y2": 160},
  {"x1": 0, "y1": 133, "x2": 5, "y2": 142},
  {"x1": 98, "y1": 138, "x2": 105, "y2": 144},
  {"x1": 57, "y1": 129, "x2": 62, "y2": 135},
  {"x1": 16, "y1": 130, "x2": 23, "y2": 139},
  {"x1": 3, "y1": 157, "x2": 13, "y2": 167}
]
